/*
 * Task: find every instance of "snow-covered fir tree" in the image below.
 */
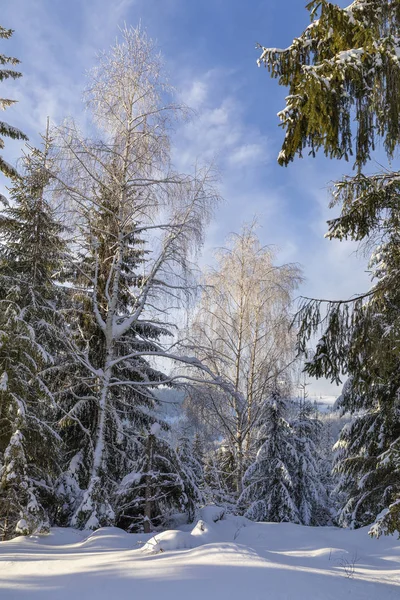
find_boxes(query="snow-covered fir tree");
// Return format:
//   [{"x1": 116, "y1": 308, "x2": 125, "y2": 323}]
[
  {"x1": 334, "y1": 217, "x2": 400, "y2": 535},
  {"x1": 334, "y1": 369, "x2": 400, "y2": 532},
  {"x1": 115, "y1": 423, "x2": 202, "y2": 532},
  {"x1": 0, "y1": 320, "x2": 57, "y2": 540},
  {"x1": 292, "y1": 398, "x2": 331, "y2": 526},
  {"x1": 306, "y1": 204, "x2": 400, "y2": 534},
  {"x1": 316, "y1": 410, "x2": 343, "y2": 522},
  {"x1": 192, "y1": 432, "x2": 206, "y2": 471},
  {"x1": 258, "y1": 0, "x2": 400, "y2": 536},
  {"x1": 238, "y1": 386, "x2": 299, "y2": 523},
  {"x1": 0, "y1": 136, "x2": 66, "y2": 539},
  {"x1": 258, "y1": 0, "x2": 400, "y2": 170},
  {"x1": 0, "y1": 26, "x2": 27, "y2": 178},
  {"x1": 176, "y1": 434, "x2": 205, "y2": 499},
  {"x1": 56, "y1": 176, "x2": 170, "y2": 529}
]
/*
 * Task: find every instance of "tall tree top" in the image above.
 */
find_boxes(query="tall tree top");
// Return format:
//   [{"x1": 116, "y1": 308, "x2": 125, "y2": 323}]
[
  {"x1": 258, "y1": 0, "x2": 400, "y2": 167},
  {"x1": 0, "y1": 25, "x2": 27, "y2": 178}
]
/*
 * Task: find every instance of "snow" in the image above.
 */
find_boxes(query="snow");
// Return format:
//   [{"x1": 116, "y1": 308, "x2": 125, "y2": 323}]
[
  {"x1": 119, "y1": 470, "x2": 142, "y2": 487},
  {"x1": 198, "y1": 505, "x2": 226, "y2": 522},
  {"x1": 0, "y1": 371, "x2": 8, "y2": 391},
  {"x1": 15, "y1": 520, "x2": 28, "y2": 535},
  {"x1": 150, "y1": 422, "x2": 161, "y2": 436},
  {"x1": 335, "y1": 48, "x2": 364, "y2": 64},
  {"x1": 0, "y1": 517, "x2": 399, "y2": 599}
]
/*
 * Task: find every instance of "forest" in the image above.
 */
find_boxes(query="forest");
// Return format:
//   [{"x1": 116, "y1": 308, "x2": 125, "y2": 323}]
[{"x1": 0, "y1": 0, "x2": 399, "y2": 551}]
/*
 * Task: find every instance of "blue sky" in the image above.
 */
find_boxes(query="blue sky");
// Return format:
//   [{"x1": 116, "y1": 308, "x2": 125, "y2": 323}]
[{"x1": 1, "y1": 0, "x2": 369, "y2": 397}]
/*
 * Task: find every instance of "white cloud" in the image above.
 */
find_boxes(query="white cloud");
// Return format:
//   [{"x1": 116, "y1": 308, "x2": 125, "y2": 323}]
[
  {"x1": 183, "y1": 80, "x2": 208, "y2": 109},
  {"x1": 228, "y1": 143, "x2": 265, "y2": 167},
  {"x1": 0, "y1": 0, "x2": 138, "y2": 192},
  {"x1": 173, "y1": 71, "x2": 270, "y2": 174},
  {"x1": 0, "y1": 0, "x2": 138, "y2": 135}
]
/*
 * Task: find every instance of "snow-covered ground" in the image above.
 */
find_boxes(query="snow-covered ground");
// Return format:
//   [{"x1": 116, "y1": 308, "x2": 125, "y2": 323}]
[{"x1": 0, "y1": 512, "x2": 399, "y2": 599}]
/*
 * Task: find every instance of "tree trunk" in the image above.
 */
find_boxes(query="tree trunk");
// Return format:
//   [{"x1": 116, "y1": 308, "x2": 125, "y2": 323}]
[
  {"x1": 143, "y1": 432, "x2": 154, "y2": 533},
  {"x1": 236, "y1": 432, "x2": 244, "y2": 495}
]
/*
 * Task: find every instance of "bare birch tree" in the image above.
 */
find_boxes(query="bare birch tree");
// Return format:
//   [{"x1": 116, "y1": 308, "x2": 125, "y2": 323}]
[
  {"x1": 54, "y1": 26, "x2": 218, "y2": 529},
  {"x1": 184, "y1": 223, "x2": 302, "y2": 493}
]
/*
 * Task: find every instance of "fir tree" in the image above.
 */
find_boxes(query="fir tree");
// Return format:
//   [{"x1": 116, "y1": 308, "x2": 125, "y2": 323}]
[
  {"x1": 176, "y1": 434, "x2": 205, "y2": 501},
  {"x1": 292, "y1": 398, "x2": 331, "y2": 525},
  {"x1": 0, "y1": 135, "x2": 65, "y2": 538},
  {"x1": 258, "y1": 0, "x2": 400, "y2": 169},
  {"x1": 333, "y1": 374, "x2": 400, "y2": 531},
  {"x1": 0, "y1": 26, "x2": 27, "y2": 178},
  {"x1": 192, "y1": 432, "x2": 206, "y2": 472},
  {"x1": 238, "y1": 388, "x2": 299, "y2": 523},
  {"x1": 0, "y1": 308, "x2": 57, "y2": 539},
  {"x1": 317, "y1": 411, "x2": 340, "y2": 522},
  {"x1": 258, "y1": 0, "x2": 400, "y2": 535},
  {"x1": 115, "y1": 423, "x2": 202, "y2": 532},
  {"x1": 296, "y1": 173, "x2": 400, "y2": 535},
  {"x1": 191, "y1": 431, "x2": 210, "y2": 497},
  {"x1": 57, "y1": 178, "x2": 171, "y2": 530}
]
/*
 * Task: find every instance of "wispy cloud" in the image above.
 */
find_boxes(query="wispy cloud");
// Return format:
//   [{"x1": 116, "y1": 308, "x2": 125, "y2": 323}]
[
  {"x1": 1, "y1": 0, "x2": 137, "y2": 141},
  {"x1": 174, "y1": 70, "x2": 270, "y2": 173},
  {"x1": 0, "y1": 0, "x2": 137, "y2": 194}
]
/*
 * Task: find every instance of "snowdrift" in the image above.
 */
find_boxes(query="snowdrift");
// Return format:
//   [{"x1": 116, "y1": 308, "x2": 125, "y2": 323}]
[{"x1": 0, "y1": 513, "x2": 399, "y2": 599}]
